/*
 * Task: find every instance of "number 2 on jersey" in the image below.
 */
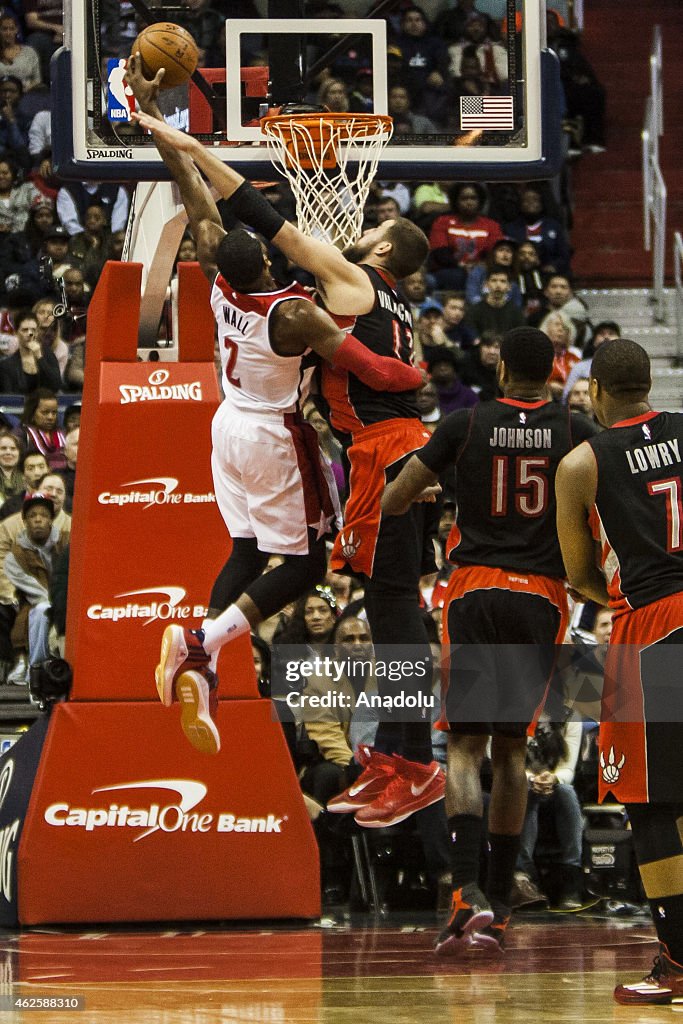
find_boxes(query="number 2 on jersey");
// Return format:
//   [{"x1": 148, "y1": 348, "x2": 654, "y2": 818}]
[
  {"x1": 223, "y1": 338, "x2": 241, "y2": 388},
  {"x1": 648, "y1": 477, "x2": 683, "y2": 551},
  {"x1": 491, "y1": 456, "x2": 550, "y2": 517}
]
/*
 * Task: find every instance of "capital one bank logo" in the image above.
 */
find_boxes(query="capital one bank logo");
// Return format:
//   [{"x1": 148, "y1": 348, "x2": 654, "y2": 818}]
[
  {"x1": 119, "y1": 368, "x2": 203, "y2": 405},
  {"x1": 86, "y1": 586, "x2": 207, "y2": 626},
  {"x1": 97, "y1": 477, "x2": 215, "y2": 509},
  {"x1": 43, "y1": 779, "x2": 286, "y2": 842}
]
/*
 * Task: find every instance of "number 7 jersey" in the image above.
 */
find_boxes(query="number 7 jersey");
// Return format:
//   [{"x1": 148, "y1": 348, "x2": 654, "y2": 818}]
[
  {"x1": 419, "y1": 398, "x2": 597, "y2": 578},
  {"x1": 210, "y1": 274, "x2": 316, "y2": 415},
  {"x1": 588, "y1": 410, "x2": 683, "y2": 610}
]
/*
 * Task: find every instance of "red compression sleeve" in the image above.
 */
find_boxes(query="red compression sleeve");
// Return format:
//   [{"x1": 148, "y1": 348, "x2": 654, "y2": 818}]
[{"x1": 331, "y1": 334, "x2": 423, "y2": 393}]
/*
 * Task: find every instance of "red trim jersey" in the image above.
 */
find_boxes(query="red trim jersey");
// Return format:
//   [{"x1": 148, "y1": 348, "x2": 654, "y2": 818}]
[
  {"x1": 210, "y1": 274, "x2": 315, "y2": 415},
  {"x1": 321, "y1": 266, "x2": 420, "y2": 435},
  {"x1": 418, "y1": 399, "x2": 597, "y2": 578},
  {"x1": 588, "y1": 410, "x2": 683, "y2": 612}
]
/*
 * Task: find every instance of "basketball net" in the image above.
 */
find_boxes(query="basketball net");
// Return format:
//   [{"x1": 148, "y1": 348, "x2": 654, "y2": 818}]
[{"x1": 260, "y1": 112, "x2": 393, "y2": 248}]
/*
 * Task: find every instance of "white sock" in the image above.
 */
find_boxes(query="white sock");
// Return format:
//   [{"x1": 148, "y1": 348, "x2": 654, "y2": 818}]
[{"x1": 201, "y1": 606, "x2": 251, "y2": 655}]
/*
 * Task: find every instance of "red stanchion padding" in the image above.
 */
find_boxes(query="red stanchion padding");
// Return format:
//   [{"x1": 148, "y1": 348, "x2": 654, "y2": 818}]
[
  {"x1": 66, "y1": 261, "x2": 255, "y2": 701},
  {"x1": 18, "y1": 701, "x2": 320, "y2": 924},
  {"x1": 176, "y1": 262, "x2": 215, "y2": 362}
]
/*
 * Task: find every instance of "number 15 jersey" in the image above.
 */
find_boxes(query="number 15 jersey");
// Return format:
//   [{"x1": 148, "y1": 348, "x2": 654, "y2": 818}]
[{"x1": 419, "y1": 399, "x2": 597, "y2": 578}]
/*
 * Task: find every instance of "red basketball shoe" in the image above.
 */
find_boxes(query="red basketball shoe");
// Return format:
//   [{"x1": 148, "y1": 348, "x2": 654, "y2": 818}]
[
  {"x1": 353, "y1": 757, "x2": 445, "y2": 827},
  {"x1": 155, "y1": 625, "x2": 211, "y2": 706},
  {"x1": 434, "y1": 884, "x2": 494, "y2": 957},
  {"x1": 614, "y1": 945, "x2": 683, "y2": 1005},
  {"x1": 175, "y1": 669, "x2": 220, "y2": 756},
  {"x1": 327, "y1": 746, "x2": 396, "y2": 813}
]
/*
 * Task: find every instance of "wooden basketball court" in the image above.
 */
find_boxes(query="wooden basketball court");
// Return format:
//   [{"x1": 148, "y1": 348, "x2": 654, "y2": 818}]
[{"x1": 0, "y1": 908, "x2": 659, "y2": 1021}]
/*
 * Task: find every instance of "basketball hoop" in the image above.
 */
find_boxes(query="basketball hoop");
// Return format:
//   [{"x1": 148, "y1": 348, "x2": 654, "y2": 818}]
[{"x1": 260, "y1": 111, "x2": 393, "y2": 248}]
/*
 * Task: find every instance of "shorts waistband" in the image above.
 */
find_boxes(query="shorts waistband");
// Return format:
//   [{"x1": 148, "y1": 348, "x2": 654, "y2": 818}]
[{"x1": 351, "y1": 417, "x2": 424, "y2": 443}]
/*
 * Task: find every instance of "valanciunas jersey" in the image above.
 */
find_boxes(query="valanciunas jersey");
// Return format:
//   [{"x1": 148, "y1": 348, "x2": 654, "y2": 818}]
[
  {"x1": 321, "y1": 266, "x2": 420, "y2": 434},
  {"x1": 210, "y1": 274, "x2": 314, "y2": 415},
  {"x1": 588, "y1": 410, "x2": 683, "y2": 610},
  {"x1": 419, "y1": 399, "x2": 597, "y2": 578}
]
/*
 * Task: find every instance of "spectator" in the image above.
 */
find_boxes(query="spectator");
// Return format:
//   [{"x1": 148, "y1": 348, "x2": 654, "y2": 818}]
[
  {"x1": 539, "y1": 309, "x2": 581, "y2": 399},
  {"x1": 448, "y1": 12, "x2": 508, "y2": 87},
  {"x1": 62, "y1": 402, "x2": 80, "y2": 434},
  {"x1": 387, "y1": 83, "x2": 437, "y2": 136},
  {"x1": 61, "y1": 427, "x2": 77, "y2": 499},
  {"x1": 58, "y1": 265, "x2": 89, "y2": 341},
  {"x1": 41, "y1": 225, "x2": 72, "y2": 280},
  {"x1": 0, "y1": 153, "x2": 39, "y2": 232},
  {"x1": 562, "y1": 320, "x2": 621, "y2": 400},
  {"x1": 566, "y1": 377, "x2": 592, "y2": 417},
  {"x1": 396, "y1": 6, "x2": 450, "y2": 126},
  {"x1": 504, "y1": 186, "x2": 571, "y2": 274},
  {"x1": 414, "y1": 299, "x2": 450, "y2": 364},
  {"x1": 465, "y1": 238, "x2": 522, "y2": 307},
  {"x1": 375, "y1": 195, "x2": 401, "y2": 225},
  {"x1": 67, "y1": 201, "x2": 112, "y2": 289},
  {"x1": 174, "y1": 0, "x2": 226, "y2": 69},
  {"x1": 376, "y1": 181, "x2": 411, "y2": 215},
  {"x1": 23, "y1": 0, "x2": 63, "y2": 85},
  {"x1": 460, "y1": 331, "x2": 501, "y2": 401},
  {"x1": 0, "y1": 448, "x2": 48, "y2": 520},
  {"x1": 531, "y1": 272, "x2": 588, "y2": 339},
  {"x1": 0, "y1": 310, "x2": 61, "y2": 393},
  {"x1": 348, "y1": 68, "x2": 374, "y2": 113},
  {"x1": 32, "y1": 296, "x2": 67, "y2": 378},
  {"x1": 56, "y1": 180, "x2": 129, "y2": 236},
  {"x1": 5, "y1": 492, "x2": 66, "y2": 684},
  {"x1": 0, "y1": 75, "x2": 31, "y2": 168},
  {"x1": 399, "y1": 267, "x2": 430, "y2": 322},
  {"x1": 436, "y1": 0, "x2": 500, "y2": 45},
  {"x1": 411, "y1": 180, "x2": 450, "y2": 233},
  {"x1": 21, "y1": 195, "x2": 56, "y2": 255},
  {"x1": 63, "y1": 335, "x2": 85, "y2": 392},
  {"x1": 0, "y1": 14, "x2": 41, "y2": 91},
  {"x1": 465, "y1": 267, "x2": 525, "y2": 337},
  {"x1": 28, "y1": 107, "x2": 50, "y2": 169},
  {"x1": 303, "y1": 400, "x2": 344, "y2": 500},
  {"x1": 514, "y1": 239, "x2": 545, "y2": 322},
  {"x1": 14, "y1": 388, "x2": 65, "y2": 468},
  {"x1": 0, "y1": 430, "x2": 22, "y2": 505},
  {"x1": 441, "y1": 292, "x2": 477, "y2": 349},
  {"x1": 317, "y1": 77, "x2": 350, "y2": 113},
  {"x1": 429, "y1": 182, "x2": 504, "y2": 290},
  {"x1": 512, "y1": 717, "x2": 585, "y2": 911},
  {"x1": 416, "y1": 379, "x2": 442, "y2": 433},
  {"x1": 425, "y1": 349, "x2": 478, "y2": 415},
  {"x1": 547, "y1": 11, "x2": 606, "y2": 153}
]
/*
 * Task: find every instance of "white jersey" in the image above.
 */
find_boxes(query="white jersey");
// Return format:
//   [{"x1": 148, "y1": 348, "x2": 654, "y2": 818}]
[{"x1": 210, "y1": 274, "x2": 315, "y2": 415}]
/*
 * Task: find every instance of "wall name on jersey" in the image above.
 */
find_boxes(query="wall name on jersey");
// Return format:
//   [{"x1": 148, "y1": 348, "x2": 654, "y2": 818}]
[
  {"x1": 625, "y1": 439, "x2": 681, "y2": 475},
  {"x1": 377, "y1": 290, "x2": 411, "y2": 323},
  {"x1": 222, "y1": 305, "x2": 249, "y2": 334},
  {"x1": 489, "y1": 427, "x2": 553, "y2": 449}
]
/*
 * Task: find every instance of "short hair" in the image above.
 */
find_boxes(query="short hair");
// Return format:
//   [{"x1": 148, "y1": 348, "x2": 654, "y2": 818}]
[
  {"x1": 593, "y1": 320, "x2": 621, "y2": 338},
  {"x1": 13, "y1": 309, "x2": 37, "y2": 331},
  {"x1": 485, "y1": 266, "x2": 511, "y2": 281},
  {"x1": 500, "y1": 327, "x2": 554, "y2": 383},
  {"x1": 215, "y1": 229, "x2": 266, "y2": 292},
  {"x1": 383, "y1": 218, "x2": 429, "y2": 280},
  {"x1": 591, "y1": 339, "x2": 651, "y2": 397},
  {"x1": 545, "y1": 272, "x2": 572, "y2": 288},
  {"x1": 21, "y1": 449, "x2": 47, "y2": 472}
]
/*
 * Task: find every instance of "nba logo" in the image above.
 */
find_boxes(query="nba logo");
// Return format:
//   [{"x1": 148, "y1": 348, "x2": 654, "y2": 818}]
[
  {"x1": 107, "y1": 58, "x2": 134, "y2": 123},
  {"x1": 0, "y1": 738, "x2": 15, "y2": 754}
]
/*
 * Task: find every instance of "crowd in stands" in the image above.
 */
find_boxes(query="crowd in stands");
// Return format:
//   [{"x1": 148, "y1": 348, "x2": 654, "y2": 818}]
[{"x1": 0, "y1": 0, "x2": 622, "y2": 910}]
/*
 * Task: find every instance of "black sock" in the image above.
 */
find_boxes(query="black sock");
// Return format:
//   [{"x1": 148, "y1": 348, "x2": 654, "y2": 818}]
[
  {"x1": 648, "y1": 894, "x2": 683, "y2": 964},
  {"x1": 486, "y1": 832, "x2": 521, "y2": 905},
  {"x1": 401, "y1": 721, "x2": 433, "y2": 765},
  {"x1": 373, "y1": 720, "x2": 402, "y2": 757},
  {"x1": 448, "y1": 814, "x2": 483, "y2": 890}
]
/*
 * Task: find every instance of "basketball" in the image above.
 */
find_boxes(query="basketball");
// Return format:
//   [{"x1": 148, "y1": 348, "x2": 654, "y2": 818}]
[{"x1": 131, "y1": 22, "x2": 199, "y2": 89}]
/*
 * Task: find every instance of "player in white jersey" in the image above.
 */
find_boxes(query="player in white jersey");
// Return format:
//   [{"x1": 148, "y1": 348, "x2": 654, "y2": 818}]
[{"x1": 126, "y1": 59, "x2": 425, "y2": 754}]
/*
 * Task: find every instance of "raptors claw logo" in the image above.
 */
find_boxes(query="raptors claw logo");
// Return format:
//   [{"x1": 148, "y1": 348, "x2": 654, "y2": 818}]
[
  {"x1": 340, "y1": 530, "x2": 360, "y2": 560},
  {"x1": 600, "y1": 746, "x2": 626, "y2": 784}
]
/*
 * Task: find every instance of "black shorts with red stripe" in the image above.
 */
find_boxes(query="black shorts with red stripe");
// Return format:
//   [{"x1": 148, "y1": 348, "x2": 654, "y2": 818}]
[{"x1": 441, "y1": 565, "x2": 568, "y2": 737}]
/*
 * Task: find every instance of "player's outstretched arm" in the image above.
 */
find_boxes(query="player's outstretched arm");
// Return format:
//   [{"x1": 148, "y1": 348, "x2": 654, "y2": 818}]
[
  {"x1": 381, "y1": 456, "x2": 441, "y2": 517},
  {"x1": 271, "y1": 300, "x2": 425, "y2": 393},
  {"x1": 126, "y1": 59, "x2": 224, "y2": 280},
  {"x1": 556, "y1": 443, "x2": 610, "y2": 606}
]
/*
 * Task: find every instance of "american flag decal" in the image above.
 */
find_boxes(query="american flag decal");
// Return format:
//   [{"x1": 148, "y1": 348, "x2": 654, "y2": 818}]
[{"x1": 460, "y1": 95, "x2": 514, "y2": 131}]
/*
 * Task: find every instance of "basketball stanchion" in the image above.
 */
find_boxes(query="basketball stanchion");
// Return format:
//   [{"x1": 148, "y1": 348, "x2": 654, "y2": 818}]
[
  {"x1": 0, "y1": 261, "x2": 320, "y2": 926},
  {"x1": 261, "y1": 111, "x2": 393, "y2": 246}
]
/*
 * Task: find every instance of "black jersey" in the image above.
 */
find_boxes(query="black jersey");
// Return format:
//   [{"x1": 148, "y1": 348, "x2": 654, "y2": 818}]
[
  {"x1": 420, "y1": 399, "x2": 597, "y2": 578},
  {"x1": 588, "y1": 410, "x2": 683, "y2": 610},
  {"x1": 321, "y1": 266, "x2": 420, "y2": 434}
]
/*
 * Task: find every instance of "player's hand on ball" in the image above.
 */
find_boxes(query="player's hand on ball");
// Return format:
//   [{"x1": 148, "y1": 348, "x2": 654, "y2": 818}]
[{"x1": 125, "y1": 53, "x2": 165, "y2": 111}]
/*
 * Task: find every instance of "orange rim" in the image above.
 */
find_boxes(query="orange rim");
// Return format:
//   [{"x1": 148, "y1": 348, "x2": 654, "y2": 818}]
[{"x1": 260, "y1": 112, "x2": 393, "y2": 170}]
